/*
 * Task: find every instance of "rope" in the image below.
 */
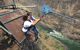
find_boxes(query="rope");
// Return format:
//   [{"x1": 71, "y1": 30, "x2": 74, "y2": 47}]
[
  {"x1": 12, "y1": 0, "x2": 16, "y2": 7},
  {"x1": 0, "y1": 4, "x2": 13, "y2": 8}
]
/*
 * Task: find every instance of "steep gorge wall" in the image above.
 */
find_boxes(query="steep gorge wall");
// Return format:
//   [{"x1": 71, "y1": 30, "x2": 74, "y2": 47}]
[{"x1": 16, "y1": 0, "x2": 80, "y2": 42}]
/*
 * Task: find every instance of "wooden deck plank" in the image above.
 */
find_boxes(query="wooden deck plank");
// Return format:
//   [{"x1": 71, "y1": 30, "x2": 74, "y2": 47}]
[{"x1": 5, "y1": 17, "x2": 26, "y2": 43}]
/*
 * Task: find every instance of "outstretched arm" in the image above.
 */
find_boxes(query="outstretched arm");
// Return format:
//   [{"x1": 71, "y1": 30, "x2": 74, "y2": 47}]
[
  {"x1": 32, "y1": 18, "x2": 40, "y2": 25},
  {"x1": 31, "y1": 15, "x2": 45, "y2": 25}
]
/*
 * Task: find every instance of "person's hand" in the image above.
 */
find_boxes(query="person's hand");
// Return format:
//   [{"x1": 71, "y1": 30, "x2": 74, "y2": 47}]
[{"x1": 40, "y1": 15, "x2": 44, "y2": 19}]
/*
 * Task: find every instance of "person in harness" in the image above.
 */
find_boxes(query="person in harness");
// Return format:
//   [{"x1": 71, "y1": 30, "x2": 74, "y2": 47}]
[{"x1": 22, "y1": 12, "x2": 40, "y2": 41}]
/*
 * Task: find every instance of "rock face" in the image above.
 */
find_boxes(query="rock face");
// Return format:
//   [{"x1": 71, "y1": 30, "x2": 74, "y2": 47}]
[
  {"x1": 28, "y1": 0, "x2": 80, "y2": 43},
  {"x1": 0, "y1": 0, "x2": 80, "y2": 50},
  {"x1": 41, "y1": 0, "x2": 80, "y2": 43}
]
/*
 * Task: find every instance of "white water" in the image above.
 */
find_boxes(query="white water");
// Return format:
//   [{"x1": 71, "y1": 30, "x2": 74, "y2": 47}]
[{"x1": 48, "y1": 30, "x2": 80, "y2": 50}]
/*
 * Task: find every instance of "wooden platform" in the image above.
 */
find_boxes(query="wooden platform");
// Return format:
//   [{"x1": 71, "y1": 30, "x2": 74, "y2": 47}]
[
  {"x1": 5, "y1": 17, "x2": 26, "y2": 43},
  {"x1": 0, "y1": 9, "x2": 26, "y2": 43}
]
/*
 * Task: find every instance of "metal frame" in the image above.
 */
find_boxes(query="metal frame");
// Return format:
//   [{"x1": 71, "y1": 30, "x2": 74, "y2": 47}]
[{"x1": 0, "y1": 21, "x2": 23, "y2": 49}]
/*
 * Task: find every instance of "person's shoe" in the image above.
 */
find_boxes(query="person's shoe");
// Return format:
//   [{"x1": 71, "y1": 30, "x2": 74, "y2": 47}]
[{"x1": 35, "y1": 36, "x2": 38, "y2": 41}]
